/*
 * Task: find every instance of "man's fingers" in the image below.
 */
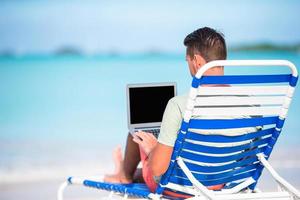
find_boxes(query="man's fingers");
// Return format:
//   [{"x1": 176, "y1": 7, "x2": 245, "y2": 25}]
[
  {"x1": 132, "y1": 133, "x2": 143, "y2": 144},
  {"x1": 134, "y1": 132, "x2": 151, "y2": 146},
  {"x1": 135, "y1": 131, "x2": 147, "y2": 140},
  {"x1": 148, "y1": 133, "x2": 157, "y2": 140},
  {"x1": 132, "y1": 136, "x2": 142, "y2": 145},
  {"x1": 135, "y1": 131, "x2": 157, "y2": 143},
  {"x1": 140, "y1": 131, "x2": 150, "y2": 140},
  {"x1": 139, "y1": 131, "x2": 157, "y2": 142}
]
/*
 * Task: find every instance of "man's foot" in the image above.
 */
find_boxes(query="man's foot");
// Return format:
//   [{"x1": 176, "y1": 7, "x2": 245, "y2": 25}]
[
  {"x1": 103, "y1": 146, "x2": 132, "y2": 184},
  {"x1": 113, "y1": 145, "x2": 123, "y2": 173}
]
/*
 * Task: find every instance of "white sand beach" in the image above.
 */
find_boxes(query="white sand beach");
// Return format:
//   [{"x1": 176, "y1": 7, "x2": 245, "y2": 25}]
[
  {"x1": 1, "y1": 148, "x2": 300, "y2": 200},
  {"x1": 1, "y1": 169, "x2": 299, "y2": 200}
]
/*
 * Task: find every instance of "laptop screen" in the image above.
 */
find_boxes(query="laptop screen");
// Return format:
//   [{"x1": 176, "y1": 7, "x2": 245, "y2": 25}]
[{"x1": 129, "y1": 85, "x2": 175, "y2": 124}]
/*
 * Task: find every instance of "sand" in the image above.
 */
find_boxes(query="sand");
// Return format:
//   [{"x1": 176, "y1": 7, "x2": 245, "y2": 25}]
[
  {"x1": 1, "y1": 167, "x2": 299, "y2": 200},
  {"x1": 1, "y1": 148, "x2": 300, "y2": 200}
]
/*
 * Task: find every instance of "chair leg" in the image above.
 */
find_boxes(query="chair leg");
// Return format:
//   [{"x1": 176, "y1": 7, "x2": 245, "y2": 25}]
[
  {"x1": 253, "y1": 188, "x2": 262, "y2": 193},
  {"x1": 123, "y1": 193, "x2": 128, "y2": 200},
  {"x1": 108, "y1": 191, "x2": 114, "y2": 199},
  {"x1": 57, "y1": 181, "x2": 69, "y2": 200}
]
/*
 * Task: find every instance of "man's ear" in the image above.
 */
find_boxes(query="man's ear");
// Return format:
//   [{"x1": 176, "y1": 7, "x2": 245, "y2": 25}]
[{"x1": 194, "y1": 54, "x2": 207, "y2": 70}]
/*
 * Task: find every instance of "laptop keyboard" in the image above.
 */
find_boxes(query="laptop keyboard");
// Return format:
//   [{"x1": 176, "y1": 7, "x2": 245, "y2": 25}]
[{"x1": 140, "y1": 128, "x2": 160, "y2": 138}]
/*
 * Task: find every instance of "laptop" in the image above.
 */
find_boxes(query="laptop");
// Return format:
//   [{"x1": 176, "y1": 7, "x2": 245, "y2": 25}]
[{"x1": 126, "y1": 82, "x2": 177, "y2": 138}]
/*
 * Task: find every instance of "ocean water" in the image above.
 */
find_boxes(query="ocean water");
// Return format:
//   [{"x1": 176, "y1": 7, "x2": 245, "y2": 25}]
[{"x1": 0, "y1": 51, "x2": 300, "y2": 184}]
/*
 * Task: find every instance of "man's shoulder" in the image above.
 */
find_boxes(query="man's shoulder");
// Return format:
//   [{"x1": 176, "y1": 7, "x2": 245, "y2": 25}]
[
  {"x1": 169, "y1": 94, "x2": 188, "y2": 111},
  {"x1": 170, "y1": 94, "x2": 187, "y2": 103}
]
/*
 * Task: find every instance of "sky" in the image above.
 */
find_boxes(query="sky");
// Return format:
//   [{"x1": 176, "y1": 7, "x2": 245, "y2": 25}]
[{"x1": 0, "y1": 0, "x2": 300, "y2": 54}]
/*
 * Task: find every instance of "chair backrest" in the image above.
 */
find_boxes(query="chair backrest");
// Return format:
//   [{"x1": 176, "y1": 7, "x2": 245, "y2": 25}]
[{"x1": 157, "y1": 60, "x2": 298, "y2": 194}]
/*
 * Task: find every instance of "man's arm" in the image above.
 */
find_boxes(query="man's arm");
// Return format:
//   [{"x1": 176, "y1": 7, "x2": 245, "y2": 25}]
[
  {"x1": 148, "y1": 142, "x2": 173, "y2": 176},
  {"x1": 132, "y1": 132, "x2": 173, "y2": 177}
]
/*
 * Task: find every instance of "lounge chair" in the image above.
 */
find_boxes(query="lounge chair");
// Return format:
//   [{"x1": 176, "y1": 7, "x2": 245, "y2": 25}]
[{"x1": 58, "y1": 60, "x2": 300, "y2": 200}]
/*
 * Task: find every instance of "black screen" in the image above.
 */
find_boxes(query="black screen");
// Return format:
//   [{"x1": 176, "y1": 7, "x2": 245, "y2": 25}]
[{"x1": 129, "y1": 86, "x2": 175, "y2": 124}]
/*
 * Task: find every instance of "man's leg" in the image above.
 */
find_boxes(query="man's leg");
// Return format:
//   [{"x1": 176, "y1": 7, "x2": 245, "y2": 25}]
[
  {"x1": 123, "y1": 133, "x2": 144, "y2": 182},
  {"x1": 104, "y1": 133, "x2": 143, "y2": 183}
]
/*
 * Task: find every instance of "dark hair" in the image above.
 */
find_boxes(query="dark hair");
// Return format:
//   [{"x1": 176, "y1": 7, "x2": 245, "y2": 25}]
[{"x1": 184, "y1": 27, "x2": 227, "y2": 62}]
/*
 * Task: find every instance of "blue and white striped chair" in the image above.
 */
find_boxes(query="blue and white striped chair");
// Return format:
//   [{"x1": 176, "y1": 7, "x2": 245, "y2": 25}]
[{"x1": 58, "y1": 60, "x2": 300, "y2": 200}]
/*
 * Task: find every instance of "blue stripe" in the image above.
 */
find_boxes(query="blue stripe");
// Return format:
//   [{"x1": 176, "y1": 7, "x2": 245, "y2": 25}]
[
  {"x1": 173, "y1": 163, "x2": 259, "y2": 181},
  {"x1": 68, "y1": 177, "x2": 73, "y2": 184},
  {"x1": 189, "y1": 117, "x2": 277, "y2": 129},
  {"x1": 192, "y1": 77, "x2": 200, "y2": 88},
  {"x1": 276, "y1": 119, "x2": 285, "y2": 129},
  {"x1": 290, "y1": 76, "x2": 298, "y2": 87},
  {"x1": 186, "y1": 128, "x2": 274, "y2": 143},
  {"x1": 180, "y1": 121, "x2": 189, "y2": 132},
  {"x1": 182, "y1": 156, "x2": 259, "y2": 173},
  {"x1": 83, "y1": 181, "x2": 151, "y2": 198},
  {"x1": 182, "y1": 137, "x2": 270, "y2": 154},
  {"x1": 180, "y1": 146, "x2": 266, "y2": 163},
  {"x1": 196, "y1": 74, "x2": 291, "y2": 85},
  {"x1": 169, "y1": 171, "x2": 255, "y2": 186}
]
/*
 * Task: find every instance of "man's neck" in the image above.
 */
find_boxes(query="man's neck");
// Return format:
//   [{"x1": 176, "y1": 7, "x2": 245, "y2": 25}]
[{"x1": 203, "y1": 70, "x2": 224, "y2": 76}]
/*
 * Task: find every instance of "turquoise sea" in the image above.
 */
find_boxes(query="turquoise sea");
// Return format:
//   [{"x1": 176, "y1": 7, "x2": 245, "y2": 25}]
[{"x1": 0, "y1": 51, "x2": 300, "y2": 184}]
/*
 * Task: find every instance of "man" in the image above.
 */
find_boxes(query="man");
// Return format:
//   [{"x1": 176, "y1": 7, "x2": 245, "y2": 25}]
[{"x1": 104, "y1": 27, "x2": 227, "y2": 193}]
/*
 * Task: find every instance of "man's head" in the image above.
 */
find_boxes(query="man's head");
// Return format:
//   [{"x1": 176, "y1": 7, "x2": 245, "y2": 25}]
[{"x1": 184, "y1": 27, "x2": 227, "y2": 76}]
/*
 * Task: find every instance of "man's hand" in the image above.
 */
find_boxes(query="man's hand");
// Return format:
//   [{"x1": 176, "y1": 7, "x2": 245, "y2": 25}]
[{"x1": 132, "y1": 131, "x2": 158, "y2": 156}]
